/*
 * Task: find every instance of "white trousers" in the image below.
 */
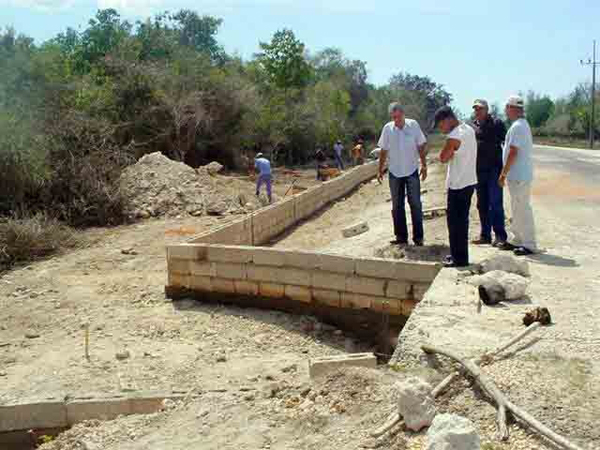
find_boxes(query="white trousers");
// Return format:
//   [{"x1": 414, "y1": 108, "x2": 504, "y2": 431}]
[{"x1": 508, "y1": 180, "x2": 537, "y2": 251}]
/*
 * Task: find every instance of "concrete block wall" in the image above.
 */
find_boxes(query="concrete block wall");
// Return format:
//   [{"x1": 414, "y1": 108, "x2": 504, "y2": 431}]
[
  {"x1": 166, "y1": 244, "x2": 440, "y2": 317},
  {"x1": 189, "y1": 162, "x2": 378, "y2": 246},
  {"x1": 0, "y1": 392, "x2": 189, "y2": 433}
]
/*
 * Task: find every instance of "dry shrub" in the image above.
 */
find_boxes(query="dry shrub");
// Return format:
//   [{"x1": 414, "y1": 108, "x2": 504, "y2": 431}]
[
  {"x1": 44, "y1": 112, "x2": 134, "y2": 227},
  {"x1": 0, "y1": 214, "x2": 80, "y2": 269}
]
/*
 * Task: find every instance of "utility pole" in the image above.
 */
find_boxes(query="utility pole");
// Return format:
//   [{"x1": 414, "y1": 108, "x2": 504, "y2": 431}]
[{"x1": 581, "y1": 40, "x2": 599, "y2": 149}]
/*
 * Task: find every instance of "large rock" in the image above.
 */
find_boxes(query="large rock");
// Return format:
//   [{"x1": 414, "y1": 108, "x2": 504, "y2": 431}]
[
  {"x1": 394, "y1": 377, "x2": 436, "y2": 431},
  {"x1": 426, "y1": 414, "x2": 480, "y2": 450},
  {"x1": 204, "y1": 161, "x2": 224, "y2": 175},
  {"x1": 480, "y1": 254, "x2": 530, "y2": 277},
  {"x1": 469, "y1": 270, "x2": 529, "y2": 304}
]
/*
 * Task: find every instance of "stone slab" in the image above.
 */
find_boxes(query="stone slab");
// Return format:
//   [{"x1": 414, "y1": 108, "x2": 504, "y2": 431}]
[{"x1": 308, "y1": 353, "x2": 377, "y2": 378}]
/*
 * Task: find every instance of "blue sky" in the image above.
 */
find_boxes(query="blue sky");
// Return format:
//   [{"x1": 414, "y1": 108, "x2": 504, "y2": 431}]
[{"x1": 2, "y1": 0, "x2": 598, "y2": 114}]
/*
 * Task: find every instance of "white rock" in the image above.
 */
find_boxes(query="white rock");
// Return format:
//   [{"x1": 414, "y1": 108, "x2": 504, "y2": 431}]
[
  {"x1": 204, "y1": 161, "x2": 224, "y2": 175},
  {"x1": 480, "y1": 254, "x2": 530, "y2": 277},
  {"x1": 394, "y1": 377, "x2": 436, "y2": 431},
  {"x1": 469, "y1": 270, "x2": 529, "y2": 303},
  {"x1": 426, "y1": 413, "x2": 480, "y2": 450}
]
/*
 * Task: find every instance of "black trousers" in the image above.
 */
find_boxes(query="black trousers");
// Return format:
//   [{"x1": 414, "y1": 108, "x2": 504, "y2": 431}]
[{"x1": 447, "y1": 185, "x2": 475, "y2": 266}]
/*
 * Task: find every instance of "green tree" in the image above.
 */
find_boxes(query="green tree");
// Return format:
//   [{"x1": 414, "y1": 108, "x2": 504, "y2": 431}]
[
  {"x1": 526, "y1": 91, "x2": 554, "y2": 128},
  {"x1": 388, "y1": 72, "x2": 452, "y2": 122},
  {"x1": 256, "y1": 29, "x2": 312, "y2": 90}
]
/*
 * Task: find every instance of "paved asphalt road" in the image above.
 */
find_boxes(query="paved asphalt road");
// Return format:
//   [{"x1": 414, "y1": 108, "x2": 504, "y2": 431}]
[{"x1": 534, "y1": 144, "x2": 600, "y2": 188}]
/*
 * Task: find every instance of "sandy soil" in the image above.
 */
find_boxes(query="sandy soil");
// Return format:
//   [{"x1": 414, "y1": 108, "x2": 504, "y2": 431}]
[{"x1": 1, "y1": 158, "x2": 588, "y2": 450}]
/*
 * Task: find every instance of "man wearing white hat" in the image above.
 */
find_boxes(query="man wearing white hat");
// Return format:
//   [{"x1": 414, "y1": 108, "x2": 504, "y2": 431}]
[{"x1": 498, "y1": 95, "x2": 537, "y2": 256}]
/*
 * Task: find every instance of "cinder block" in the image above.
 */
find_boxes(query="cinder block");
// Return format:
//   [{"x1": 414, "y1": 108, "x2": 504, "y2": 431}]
[
  {"x1": 189, "y1": 276, "x2": 212, "y2": 291},
  {"x1": 188, "y1": 231, "x2": 216, "y2": 245},
  {"x1": 284, "y1": 251, "x2": 320, "y2": 269},
  {"x1": 395, "y1": 261, "x2": 442, "y2": 283},
  {"x1": 355, "y1": 257, "x2": 399, "y2": 279},
  {"x1": 371, "y1": 297, "x2": 402, "y2": 315},
  {"x1": 189, "y1": 261, "x2": 216, "y2": 277},
  {"x1": 211, "y1": 278, "x2": 236, "y2": 293},
  {"x1": 234, "y1": 280, "x2": 259, "y2": 296},
  {"x1": 215, "y1": 262, "x2": 247, "y2": 280},
  {"x1": 342, "y1": 221, "x2": 370, "y2": 238},
  {"x1": 340, "y1": 292, "x2": 372, "y2": 310},
  {"x1": 312, "y1": 289, "x2": 341, "y2": 307},
  {"x1": 206, "y1": 245, "x2": 254, "y2": 263},
  {"x1": 318, "y1": 253, "x2": 355, "y2": 274},
  {"x1": 168, "y1": 272, "x2": 191, "y2": 288},
  {"x1": 403, "y1": 298, "x2": 419, "y2": 315},
  {"x1": 386, "y1": 280, "x2": 411, "y2": 298},
  {"x1": 246, "y1": 265, "x2": 280, "y2": 283},
  {"x1": 259, "y1": 282, "x2": 285, "y2": 298},
  {"x1": 309, "y1": 353, "x2": 377, "y2": 378},
  {"x1": 311, "y1": 271, "x2": 347, "y2": 291},
  {"x1": 412, "y1": 284, "x2": 429, "y2": 301},
  {"x1": 284, "y1": 285, "x2": 312, "y2": 303},
  {"x1": 169, "y1": 259, "x2": 191, "y2": 275},
  {"x1": 252, "y1": 247, "x2": 287, "y2": 266},
  {"x1": 66, "y1": 397, "x2": 130, "y2": 424},
  {"x1": 279, "y1": 267, "x2": 311, "y2": 286},
  {"x1": 0, "y1": 401, "x2": 68, "y2": 432},
  {"x1": 168, "y1": 244, "x2": 207, "y2": 261},
  {"x1": 346, "y1": 276, "x2": 386, "y2": 296}
]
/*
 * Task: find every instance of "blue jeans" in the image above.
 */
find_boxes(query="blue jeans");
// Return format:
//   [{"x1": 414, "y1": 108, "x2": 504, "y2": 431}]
[
  {"x1": 447, "y1": 185, "x2": 475, "y2": 266},
  {"x1": 256, "y1": 174, "x2": 272, "y2": 202},
  {"x1": 476, "y1": 168, "x2": 507, "y2": 242},
  {"x1": 389, "y1": 170, "x2": 424, "y2": 243},
  {"x1": 334, "y1": 152, "x2": 344, "y2": 170}
]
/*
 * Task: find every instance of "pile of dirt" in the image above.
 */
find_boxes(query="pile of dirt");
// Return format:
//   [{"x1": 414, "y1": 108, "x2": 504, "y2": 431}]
[{"x1": 120, "y1": 152, "x2": 256, "y2": 219}]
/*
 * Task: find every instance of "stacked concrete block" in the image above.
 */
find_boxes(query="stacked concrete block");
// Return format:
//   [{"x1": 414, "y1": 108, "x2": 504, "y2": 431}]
[
  {"x1": 252, "y1": 198, "x2": 295, "y2": 245},
  {"x1": 165, "y1": 161, "x2": 440, "y2": 319},
  {"x1": 191, "y1": 217, "x2": 252, "y2": 245},
  {"x1": 166, "y1": 243, "x2": 441, "y2": 318}
]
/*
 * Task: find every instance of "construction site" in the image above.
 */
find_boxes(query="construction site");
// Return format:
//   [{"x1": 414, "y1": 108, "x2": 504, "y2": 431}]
[{"x1": 0, "y1": 153, "x2": 598, "y2": 450}]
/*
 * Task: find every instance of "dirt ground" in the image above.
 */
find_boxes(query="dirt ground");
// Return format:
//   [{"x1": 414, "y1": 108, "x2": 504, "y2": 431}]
[{"x1": 0, "y1": 159, "x2": 583, "y2": 450}]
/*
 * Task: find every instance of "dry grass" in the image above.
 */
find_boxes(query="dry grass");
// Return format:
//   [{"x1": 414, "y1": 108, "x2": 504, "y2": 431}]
[{"x1": 0, "y1": 214, "x2": 81, "y2": 270}]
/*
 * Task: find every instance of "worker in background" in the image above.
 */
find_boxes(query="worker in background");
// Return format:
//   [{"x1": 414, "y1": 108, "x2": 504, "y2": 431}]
[
  {"x1": 352, "y1": 139, "x2": 365, "y2": 166},
  {"x1": 498, "y1": 95, "x2": 537, "y2": 256},
  {"x1": 434, "y1": 106, "x2": 478, "y2": 267},
  {"x1": 333, "y1": 140, "x2": 345, "y2": 170},
  {"x1": 471, "y1": 99, "x2": 508, "y2": 247},
  {"x1": 254, "y1": 152, "x2": 272, "y2": 203},
  {"x1": 315, "y1": 146, "x2": 327, "y2": 180}
]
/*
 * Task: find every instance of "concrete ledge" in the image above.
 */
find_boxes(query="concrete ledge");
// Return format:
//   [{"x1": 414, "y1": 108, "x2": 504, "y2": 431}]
[
  {"x1": 0, "y1": 392, "x2": 189, "y2": 433},
  {"x1": 0, "y1": 400, "x2": 67, "y2": 432}
]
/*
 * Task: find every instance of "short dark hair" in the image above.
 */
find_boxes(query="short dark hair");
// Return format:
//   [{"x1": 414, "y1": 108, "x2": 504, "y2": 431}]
[{"x1": 433, "y1": 106, "x2": 456, "y2": 127}]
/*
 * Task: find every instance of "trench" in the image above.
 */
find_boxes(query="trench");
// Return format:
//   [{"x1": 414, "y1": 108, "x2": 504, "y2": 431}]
[{"x1": 4, "y1": 166, "x2": 446, "y2": 449}]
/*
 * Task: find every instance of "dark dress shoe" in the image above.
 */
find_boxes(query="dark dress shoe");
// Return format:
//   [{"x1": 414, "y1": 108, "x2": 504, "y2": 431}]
[{"x1": 514, "y1": 247, "x2": 534, "y2": 256}]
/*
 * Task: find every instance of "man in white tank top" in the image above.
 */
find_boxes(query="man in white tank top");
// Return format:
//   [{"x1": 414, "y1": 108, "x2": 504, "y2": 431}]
[{"x1": 433, "y1": 106, "x2": 478, "y2": 267}]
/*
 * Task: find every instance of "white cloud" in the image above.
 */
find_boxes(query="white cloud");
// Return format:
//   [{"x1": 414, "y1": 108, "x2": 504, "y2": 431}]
[{"x1": 1, "y1": 0, "x2": 76, "y2": 11}]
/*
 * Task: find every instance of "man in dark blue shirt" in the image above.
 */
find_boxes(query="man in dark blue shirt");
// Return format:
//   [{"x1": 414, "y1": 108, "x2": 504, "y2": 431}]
[{"x1": 472, "y1": 99, "x2": 508, "y2": 246}]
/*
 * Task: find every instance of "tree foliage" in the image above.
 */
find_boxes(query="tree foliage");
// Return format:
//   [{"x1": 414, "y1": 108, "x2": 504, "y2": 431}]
[
  {"x1": 0, "y1": 14, "x2": 453, "y2": 225},
  {"x1": 256, "y1": 29, "x2": 312, "y2": 90}
]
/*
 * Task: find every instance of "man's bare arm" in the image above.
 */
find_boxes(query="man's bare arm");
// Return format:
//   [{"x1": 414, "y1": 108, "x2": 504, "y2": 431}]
[
  {"x1": 499, "y1": 145, "x2": 518, "y2": 187},
  {"x1": 439, "y1": 139, "x2": 461, "y2": 163},
  {"x1": 378, "y1": 149, "x2": 388, "y2": 181},
  {"x1": 418, "y1": 143, "x2": 428, "y2": 180}
]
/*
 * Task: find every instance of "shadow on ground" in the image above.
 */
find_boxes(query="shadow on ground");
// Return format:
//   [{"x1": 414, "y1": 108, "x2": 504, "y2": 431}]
[{"x1": 530, "y1": 253, "x2": 579, "y2": 268}]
